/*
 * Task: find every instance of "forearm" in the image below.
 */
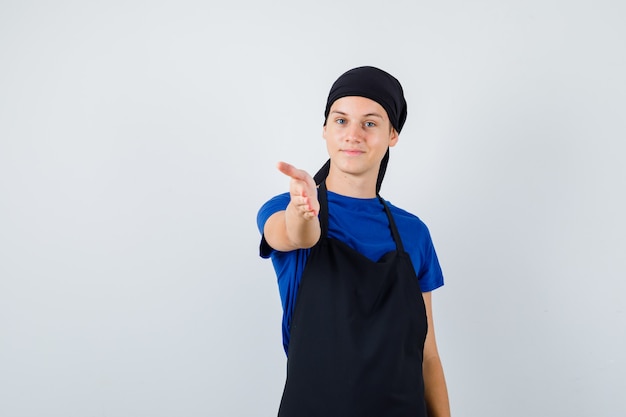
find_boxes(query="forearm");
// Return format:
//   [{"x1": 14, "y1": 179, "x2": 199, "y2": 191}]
[
  {"x1": 264, "y1": 206, "x2": 321, "y2": 252},
  {"x1": 423, "y1": 355, "x2": 451, "y2": 417},
  {"x1": 284, "y1": 201, "x2": 321, "y2": 248},
  {"x1": 264, "y1": 161, "x2": 321, "y2": 251}
]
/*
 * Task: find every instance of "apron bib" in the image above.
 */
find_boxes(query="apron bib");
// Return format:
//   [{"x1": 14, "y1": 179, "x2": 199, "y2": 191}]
[{"x1": 278, "y1": 182, "x2": 429, "y2": 417}]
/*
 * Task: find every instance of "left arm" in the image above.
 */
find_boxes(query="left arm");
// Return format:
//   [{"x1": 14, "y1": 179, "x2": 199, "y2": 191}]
[{"x1": 422, "y1": 291, "x2": 451, "y2": 417}]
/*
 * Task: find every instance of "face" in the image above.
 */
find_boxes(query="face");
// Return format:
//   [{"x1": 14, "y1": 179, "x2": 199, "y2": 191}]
[{"x1": 323, "y1": 96, "x2": 398, "y2": 182}]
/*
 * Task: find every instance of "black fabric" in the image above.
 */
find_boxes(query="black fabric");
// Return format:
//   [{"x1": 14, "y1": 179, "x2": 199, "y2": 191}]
[
  {"x1": 277, "y1": 182, "x2": 428, "y2": 417},
  {"x1": 312, "y1": 159, "x2": 330, "y2": 187}
]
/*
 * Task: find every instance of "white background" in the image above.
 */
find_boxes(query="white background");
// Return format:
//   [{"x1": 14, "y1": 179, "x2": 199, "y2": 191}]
[{"x1": 1, "y1": 1, "x2": 625, "y2": 416}]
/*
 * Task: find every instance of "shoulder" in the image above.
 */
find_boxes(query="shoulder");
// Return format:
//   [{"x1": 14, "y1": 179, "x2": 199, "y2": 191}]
[
  {"x1": 385, "y1": 200, "x2": 444, "y2": 291},
  {"x1": 261, "y1": 192, "x2": 290, "y2": 208},
  {"x1": 383, "y1": 199, "x2": 437, "y2": 253},
  {"x1": 257, "y1": 192, "x2": 292, "y2": 258},
  {"x1": 384, "y1": 200, "x2": 432, "y2": 238},
  {"x1": 256, "y1": 192, "x2": 290, "y2": 234}
]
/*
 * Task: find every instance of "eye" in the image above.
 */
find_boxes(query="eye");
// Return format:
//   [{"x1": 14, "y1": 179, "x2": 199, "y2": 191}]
[
  {"x1": 365, "y1": 121, "x2": 376, "y2": 128},
  {"x1": 335, "y1": 118, "x2": 346, "y2": 125}
]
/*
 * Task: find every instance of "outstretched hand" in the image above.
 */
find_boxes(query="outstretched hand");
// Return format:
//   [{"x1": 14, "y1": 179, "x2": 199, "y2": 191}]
[{"x1": 277, "y1": 161, "x2": 320, "y2": 219}]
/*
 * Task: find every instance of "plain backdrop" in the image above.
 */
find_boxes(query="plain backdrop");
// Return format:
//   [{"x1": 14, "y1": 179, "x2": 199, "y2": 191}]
[{"x1": 1, "y1": 1, "x2": 625, "y2": 416}]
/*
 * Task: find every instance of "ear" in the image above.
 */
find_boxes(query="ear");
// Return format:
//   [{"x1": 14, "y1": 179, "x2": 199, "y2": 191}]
[
  {"x1": 389, "y1": 128, "x2": 399, "y2": 147},
  {"x1": 322, "y1": 124, "x2": 327, "y2": 140}
]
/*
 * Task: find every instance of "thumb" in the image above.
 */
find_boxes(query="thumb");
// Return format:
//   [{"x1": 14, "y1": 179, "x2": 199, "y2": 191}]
[{"x1": 277, "y1": 161, "x2": 308, "y2": 181}]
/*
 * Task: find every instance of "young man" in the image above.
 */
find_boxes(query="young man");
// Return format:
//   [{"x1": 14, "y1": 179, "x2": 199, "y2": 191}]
[{"x1": 257, "y1": 66, "x2": 450, "y2": 416}]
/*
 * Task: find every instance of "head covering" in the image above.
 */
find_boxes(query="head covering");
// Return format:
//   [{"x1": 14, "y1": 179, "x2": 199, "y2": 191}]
[
  {"x1": 324, "y1": 66, "x2": 407, "y2": 133},
  {"x1": 314, "y1": 66, "x2": 407, "y2": 194}
]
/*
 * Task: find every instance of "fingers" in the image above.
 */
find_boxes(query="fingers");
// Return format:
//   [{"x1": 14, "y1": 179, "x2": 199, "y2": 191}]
[
  {"x1": 302, "y1": 191, "x2": 319, "y2": 217},
  {"x1": 302, "y1": 191, "x2": 317, "y2": 216},
  {"x1": 276, "y1": 161, "x2": 294, "y2": 176},
  {"x1": 276, "y1": 161, "x2": 320, "y2": 218},
  {"x1": 291, "y1": 191, "x2": 312, "y2": 212},
  {"x1": 290, "y1": 193, "x2": 318, "y2": 219},
  {"x1": 277, "y1": 161, "x2": 317, "y2": 193},
  {"x1": 277, "y1": 161, "x2": 309, "y2": 182}
]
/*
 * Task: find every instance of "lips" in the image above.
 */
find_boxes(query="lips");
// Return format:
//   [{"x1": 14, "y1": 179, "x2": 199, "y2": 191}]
[{"x1": 341, "y1": 149, "x2": 365, "y2": 156}]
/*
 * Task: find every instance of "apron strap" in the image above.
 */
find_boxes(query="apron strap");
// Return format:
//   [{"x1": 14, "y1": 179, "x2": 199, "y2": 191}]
[
  {"x1": 378, "y1": 195, "x2": 406, "y2": 254},
  {"x1": 317, "y1": 181, "x2": 329, "y2": 238}
]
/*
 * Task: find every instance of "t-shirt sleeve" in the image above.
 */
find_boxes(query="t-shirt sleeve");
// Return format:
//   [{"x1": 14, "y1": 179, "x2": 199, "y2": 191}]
[
  {"x1": 417, "y1": 233, "x2": 444, "y2": 292},
  {"x1": 256, "y1": 193, "x2": 290, "y2": 258},
  {"x1": 390, "y1": 204, "x2": 444, "y2": 293}
]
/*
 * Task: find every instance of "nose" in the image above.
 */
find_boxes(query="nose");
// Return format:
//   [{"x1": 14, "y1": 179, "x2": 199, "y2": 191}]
[{"x1": 344, "y1": 123, "x2": 363, "y2": 142}]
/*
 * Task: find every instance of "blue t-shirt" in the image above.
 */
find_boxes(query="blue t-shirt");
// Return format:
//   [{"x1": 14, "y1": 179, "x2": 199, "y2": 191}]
[{"x1": 257, "y1": 191, "x2": 444, "y2": 353}]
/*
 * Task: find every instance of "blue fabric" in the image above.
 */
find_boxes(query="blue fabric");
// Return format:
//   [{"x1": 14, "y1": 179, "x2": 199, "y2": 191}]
[{"x1": 257, "y1": 191, "x2": 444, "y2": 353}]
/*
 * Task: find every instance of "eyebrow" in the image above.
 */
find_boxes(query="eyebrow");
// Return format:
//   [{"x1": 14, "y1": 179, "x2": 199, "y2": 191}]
[{"x1": 330, "y1": 110, "x2": 385, "y2": 119}]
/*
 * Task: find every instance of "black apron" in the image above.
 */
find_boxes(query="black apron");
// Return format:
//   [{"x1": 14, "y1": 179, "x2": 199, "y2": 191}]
[{"x1": 278, "y1": 182, "x2": 429, "y2": 417}]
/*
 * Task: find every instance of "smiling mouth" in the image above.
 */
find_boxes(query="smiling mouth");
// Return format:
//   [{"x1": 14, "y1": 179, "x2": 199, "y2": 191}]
[{"x1": 342, "y1": 149, "x2": 364, "y2": 156}]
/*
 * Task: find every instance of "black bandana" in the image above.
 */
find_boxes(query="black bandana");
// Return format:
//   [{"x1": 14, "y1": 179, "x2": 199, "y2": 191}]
[{"x1": 314, "y1": 66, "x2": 408, "y2": 193}]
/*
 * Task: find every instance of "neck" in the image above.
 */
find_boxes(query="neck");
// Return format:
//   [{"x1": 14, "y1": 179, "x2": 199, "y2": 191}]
[{"x1": 325, "y1": 167, "x2": 378, "y2": 198}]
